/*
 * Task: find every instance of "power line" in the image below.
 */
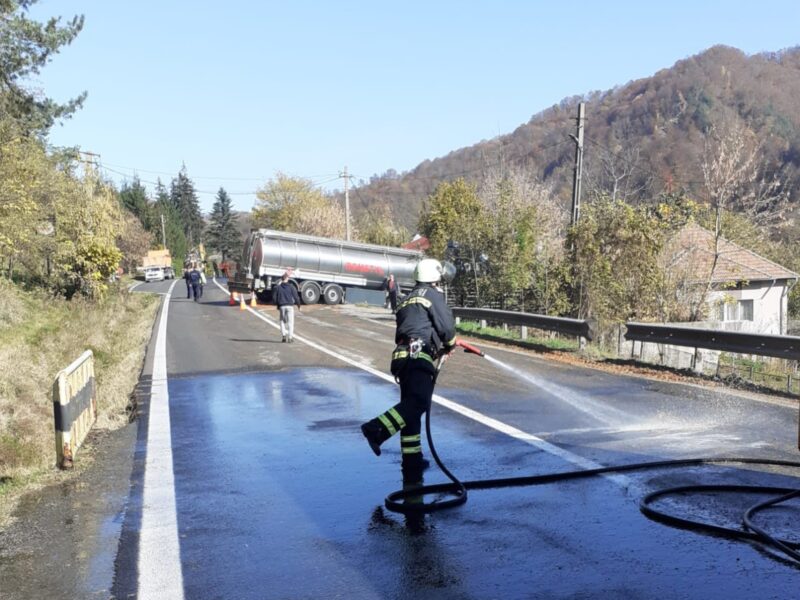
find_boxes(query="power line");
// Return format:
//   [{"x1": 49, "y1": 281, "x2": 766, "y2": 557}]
[
  {"x1": 99, "y1": 164, "x2": 340, "y2": 197},
  {"x1": 100, "y1": 160, "x2": 339, "y2": 183},
  {"x1": 100, "y1": 165, "x2": 256, "y2": 196}
]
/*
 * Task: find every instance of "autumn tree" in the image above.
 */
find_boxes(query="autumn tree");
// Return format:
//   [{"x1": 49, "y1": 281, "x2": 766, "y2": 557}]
[
  {"x1": 569, "y1": 197, "x2": 666, "y2": 325},
  {"x1": 253, "y1": 173, "x2": 346, "y2": 238},
  {"x1": 584, "y1": 137, "x2": 652, "y2": 203},
  {"x1": 116, "y1": 211, "x2": 153, "y2": 274},
  {"x1": 693, "y1": 115, "x2": 791, "y2": 318},
  {"x1": 418, "y1": 179, "x2": 486, "y2": 303},
  {"x1": 0, "y1": 118, "x2": 50, "y2": 277},
  {"x1": 355, "y1": 205, "x2": 408, "y2": 247},
  {"x1": 477, "y1": 168, "x2": 567, "y2": 310}
]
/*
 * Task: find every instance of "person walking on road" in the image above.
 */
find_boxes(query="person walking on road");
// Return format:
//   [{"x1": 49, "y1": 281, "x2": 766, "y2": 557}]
[
  {"x1": 360, "y1": 258, "x2": 456, "y2": 485},
  {"x1": 183, "y1": 264, "x2": 193, "y2": 299},
  {"x1": 198, "y1": 266, "x2": 207, "y2": 299},
  {"x1": 274, "y1": 273, "x2": 302, "y2": 342},
  {"x1": 189, "y1": 264, "x2": 202, "y2": 302},
  {"x1": 383, "y1": 273, "x2": 399, "y2": 313}
]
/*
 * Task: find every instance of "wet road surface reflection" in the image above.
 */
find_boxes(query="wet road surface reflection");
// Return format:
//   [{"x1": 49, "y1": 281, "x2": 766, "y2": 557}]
[{"x1": 162, "y1": 369, "x2": 799, "y2": 599}]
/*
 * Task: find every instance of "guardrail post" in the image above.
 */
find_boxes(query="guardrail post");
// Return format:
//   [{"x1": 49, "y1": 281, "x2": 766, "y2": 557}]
[
  {"x1": 692, "y1": 349, "x2": 702, "y2": 374},
  {"x1": 579, "y1": 336, "x2": 587, "y2": 351},
  {"x1": 480, "y1": 319, "x2": 487, "y2": 329},
  {"x1": 455, "y1": 316, "x2": 461, "y2": 325},
  {"x1": 520, "y1": 326, "x2": 528, "y2": 340}
]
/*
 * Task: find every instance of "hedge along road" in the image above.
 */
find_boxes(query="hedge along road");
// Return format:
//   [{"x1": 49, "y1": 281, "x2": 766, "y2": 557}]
[{"x1": 106, "y1": 278, "x2": 799, "y2": 599}]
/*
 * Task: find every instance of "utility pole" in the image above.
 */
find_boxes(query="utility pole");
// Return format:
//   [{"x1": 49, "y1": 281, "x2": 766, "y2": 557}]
[
  {"x1": 340, "y1": 166, "x2": 352, "y2": 241},
  {"x1": 78, "y1": 151, "x2": 101, "y2": 171},
  {"x1": 160, "y1": 213, "x2": 167, "y2": 247},
  {"x1": 570, "y1": 102, "x2": 585, "y2": 227}
]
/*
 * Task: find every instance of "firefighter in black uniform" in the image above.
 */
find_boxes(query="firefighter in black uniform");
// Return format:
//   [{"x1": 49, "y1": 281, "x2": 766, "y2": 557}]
[{"x1": 361, "y1": 258, "x2": 457, "y2": 484}]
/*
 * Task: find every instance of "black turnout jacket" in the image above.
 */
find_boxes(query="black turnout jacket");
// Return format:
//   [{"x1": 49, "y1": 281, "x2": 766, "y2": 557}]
[{"x1": 394, "y1": 283, "x2": 456, "y2": 356}]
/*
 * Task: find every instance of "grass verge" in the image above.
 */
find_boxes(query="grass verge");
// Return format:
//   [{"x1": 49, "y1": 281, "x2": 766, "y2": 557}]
[
  {"x1": 0, "y1": 278, "x2": 160, "y2": 524},
  {"x1": 456, "y1": 321, "x2": 581, "y2": 353}
]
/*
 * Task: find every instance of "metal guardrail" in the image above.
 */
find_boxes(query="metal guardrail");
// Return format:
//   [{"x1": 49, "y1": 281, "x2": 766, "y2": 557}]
[
  {"x1": 452, "y1": 307, "x2": 595, "y2": 341},
  {"x1": 53, "y1": 350, "x2": 96, "y2": 469},
  {"x1": 624, "y1": 322, "x2": 800, "y2": 361}
]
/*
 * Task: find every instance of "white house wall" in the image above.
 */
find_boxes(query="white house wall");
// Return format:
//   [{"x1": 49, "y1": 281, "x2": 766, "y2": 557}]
[{"x1": 706, "y1": 281, "x2": 789, "y2": 335}]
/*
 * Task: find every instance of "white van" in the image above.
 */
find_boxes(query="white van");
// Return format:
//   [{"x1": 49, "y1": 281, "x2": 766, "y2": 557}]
[{"x1": 144, "y1": 266, "x2": 165, "y2": 283}]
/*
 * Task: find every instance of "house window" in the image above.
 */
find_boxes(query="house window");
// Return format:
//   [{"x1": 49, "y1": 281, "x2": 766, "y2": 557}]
[
  {"x1": 738, "y1": 299, "x2": 753, "y2": 321},
  {"x1": 717, "y1": 299, "x2": 754, "y2": 321}
]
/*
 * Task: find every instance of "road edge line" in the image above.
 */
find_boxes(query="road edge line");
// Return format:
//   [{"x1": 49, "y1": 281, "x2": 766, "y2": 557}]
[{"x1": 138, "y1": 279, "x2": 185, "y2": 599}]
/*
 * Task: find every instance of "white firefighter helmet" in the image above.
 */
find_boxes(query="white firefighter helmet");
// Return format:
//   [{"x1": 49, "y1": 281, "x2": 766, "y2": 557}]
[{"x1": 414, "y1": 258, "x2": 443, "y2": 283}]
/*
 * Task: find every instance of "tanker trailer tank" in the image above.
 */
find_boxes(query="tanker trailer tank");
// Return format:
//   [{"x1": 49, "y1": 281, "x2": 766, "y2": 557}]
[{"x1": 244, "y1": 229, "x2": 423, "y2": 305}]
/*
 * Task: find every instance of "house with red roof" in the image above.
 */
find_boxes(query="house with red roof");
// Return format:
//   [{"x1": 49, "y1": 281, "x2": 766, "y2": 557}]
[
  {"x1": 401, "y1": 234, "x2": 430, "y2": 252},
  {"x1": 663, "y1": 223, "x2": 798, "y2": 335}
]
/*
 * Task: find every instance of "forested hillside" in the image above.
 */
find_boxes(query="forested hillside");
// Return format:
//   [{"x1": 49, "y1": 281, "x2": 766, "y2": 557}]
[{"x1": 350, "y1": 45, "x2": 800, "y2": 235}]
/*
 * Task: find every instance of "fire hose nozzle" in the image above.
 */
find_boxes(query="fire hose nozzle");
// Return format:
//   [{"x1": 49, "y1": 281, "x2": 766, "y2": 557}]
[{"x1": 455, "y1": 339, "x2": 484, "y2": 357}]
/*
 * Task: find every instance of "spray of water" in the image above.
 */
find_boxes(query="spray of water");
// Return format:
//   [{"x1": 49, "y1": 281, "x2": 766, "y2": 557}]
[
  {"x1": 483, "y1": 354, "x2": 632, "y2": 425},
  {"x1": 479, "y1": 353, "x2": 751, "y2": 452}
]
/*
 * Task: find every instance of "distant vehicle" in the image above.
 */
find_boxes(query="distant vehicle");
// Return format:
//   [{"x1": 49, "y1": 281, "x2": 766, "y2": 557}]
[
  {"x1": 144, "y1": 266, "x2": 167, "y2": 283},
  {"x1": 139, "y1": 249, "x2": 175, "y2": 280},
  {"x1": 230, "y1": 229, "x2": 423, "y2": 304}
]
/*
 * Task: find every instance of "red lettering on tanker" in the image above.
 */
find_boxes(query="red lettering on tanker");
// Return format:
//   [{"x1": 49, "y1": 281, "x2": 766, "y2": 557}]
[{"x1": 344, "y1": 262, "x2": 385, "y2": 276}]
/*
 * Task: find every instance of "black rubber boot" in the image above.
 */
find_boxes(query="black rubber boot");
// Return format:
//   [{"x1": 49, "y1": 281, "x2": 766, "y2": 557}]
[
  {"x1": 402, "y1": 454, "x2": 427, "y2": 484},
  {"x1": 361, "y1": 420, "x2": 389, "y2": 456}
]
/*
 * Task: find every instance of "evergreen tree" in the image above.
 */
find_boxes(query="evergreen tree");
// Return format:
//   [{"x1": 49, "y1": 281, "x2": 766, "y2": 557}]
[
  {"x1": 169, "y1": 166, "x2": 203, "y2": 246},
  {"x1": 0, "y1": 1, "x2": 86, "y2": 135},
  {"x1": 207, "y1": 187, "x2": 241, "y2": 261},
  {"x1": 155, "y1": 178, "x2": 187, "y2": 262},
  {"x1": 118, "y1": 175, "x2": 151, "y2": 225}
]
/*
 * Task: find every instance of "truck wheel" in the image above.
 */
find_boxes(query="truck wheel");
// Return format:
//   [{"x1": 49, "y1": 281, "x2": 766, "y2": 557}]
[
  {"x1": 322, "y1": 284, "x2": 343, "y2": 305},
  {"x1": 300, "y1": 281, "x2": 321, "y2": 304},
  {"x1": 256, "y1": 289, "x2": 272, "y2": 303}
]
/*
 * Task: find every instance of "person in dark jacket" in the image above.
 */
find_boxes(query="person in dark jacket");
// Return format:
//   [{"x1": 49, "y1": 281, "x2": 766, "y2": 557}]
[
  {"x1": 361, "y1": 258, "x2": 456, "y2": 484},
  {"x1": 183, "y1": 264, "x2": 193, "y2": 299},
  {"x1": 382, "y1": 273, "x2": 399, "y2": 313},
  {"x1": 274, "y1": 273, "x2": 302, "y2": 342},
  {"x1": 188, "y1": 264, "x2": 202, "y2": 302}
]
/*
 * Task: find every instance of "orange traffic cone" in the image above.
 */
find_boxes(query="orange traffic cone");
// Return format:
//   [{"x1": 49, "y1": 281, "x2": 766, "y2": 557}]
[
  {"x1": 229, "y1": 292, "x2": 236, "y2": 306},
  {"x1": 239, "y1": 293, "x2": 247, "y2": 310},
  {"x1": 250, "y1": 294, "x2": 257, "y2": 307}
]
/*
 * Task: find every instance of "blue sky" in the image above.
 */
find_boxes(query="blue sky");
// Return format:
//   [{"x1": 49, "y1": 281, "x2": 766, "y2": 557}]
[{"x1": 28, "y1": 1, "x2": 800, "y2": 213}]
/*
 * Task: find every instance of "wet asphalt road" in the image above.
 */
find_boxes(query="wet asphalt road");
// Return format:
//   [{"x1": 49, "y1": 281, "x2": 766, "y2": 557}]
[{"x1": 3, "y1": 277, "x2": 799, "y2": 599}]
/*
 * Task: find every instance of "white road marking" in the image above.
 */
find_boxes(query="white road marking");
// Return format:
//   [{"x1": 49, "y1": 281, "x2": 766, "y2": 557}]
[
  {"x1": 138, "y1": 280, "x2": 185, "y2": 599},
  {"x1": 213, "y1": 279, "x2": 638, "y2": 492}
]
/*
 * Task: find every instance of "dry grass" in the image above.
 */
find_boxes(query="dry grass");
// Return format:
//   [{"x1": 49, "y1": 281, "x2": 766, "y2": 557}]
[{"x1": 0, "y1": 280, "x2": 159, "y2": 521}]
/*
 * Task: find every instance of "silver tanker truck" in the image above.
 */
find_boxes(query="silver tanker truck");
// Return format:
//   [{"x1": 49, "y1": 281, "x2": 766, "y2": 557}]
[{"x1": 232, "y1": 229, "x2": 423, "y2": 305}]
